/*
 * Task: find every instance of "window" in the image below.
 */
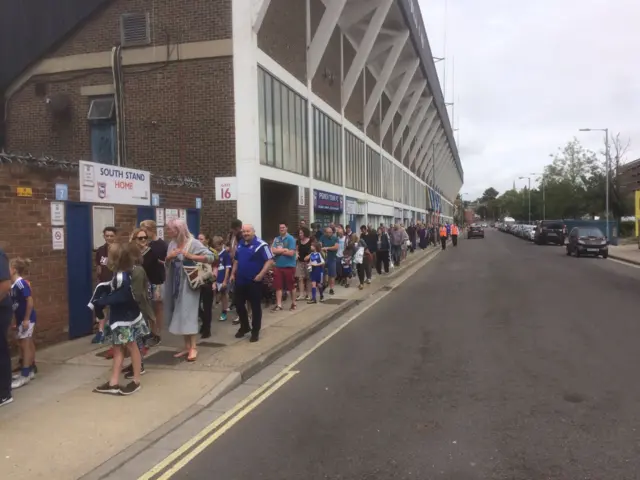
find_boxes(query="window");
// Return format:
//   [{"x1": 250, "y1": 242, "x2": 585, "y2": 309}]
[
  {"x1": 88, "y1": 96, "x2": 116, "y2": 165},
  {"x1": 346, "y1": 131, "x2": 365, "y2": 192},
  {"x1": 382, "y1": 157, "x2": 394, "y2": 200},
  {"x1": 258, "y1": 67, "x2": 308, "y2": 176},
  {"x1": 366, "y1": 147, "x2": 382, "y2": 198},
  {"x1": 313, "y1": 107, "x2": 342, "y2": 186},
  {"x1": 120, "y1": 13, "x2": 151, "y2": 47}
]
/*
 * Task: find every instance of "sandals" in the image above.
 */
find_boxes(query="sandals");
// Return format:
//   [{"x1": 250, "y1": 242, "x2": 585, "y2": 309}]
[
  {"x1": 173, "y1": 350, "x2": 189, "y2": 359},
  {"x1": 187, "y1": 348, "x2": 198, "y2": 362},
  {"x1": 289, "y1": 304, "x2": 297, "y2": 311},
  {"x1": 271, "y1": 305, "x2": 283, "y2": 312}
]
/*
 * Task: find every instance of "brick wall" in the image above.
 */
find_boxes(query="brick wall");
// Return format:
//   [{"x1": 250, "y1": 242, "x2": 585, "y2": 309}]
[
  {"x1": 7, "y1": 64, "x2": 236, "y2": 238},
  {"x1": 0, "y1": 164, "x2": 201, "y2": 348},
  {"x1": 48, "y1": 0, "x2": 232, "y2": 58}
]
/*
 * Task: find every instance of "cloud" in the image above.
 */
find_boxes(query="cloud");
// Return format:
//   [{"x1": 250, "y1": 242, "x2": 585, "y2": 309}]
[{"x1": 420, "y1": 0, "x2": 640, "y2": 200}]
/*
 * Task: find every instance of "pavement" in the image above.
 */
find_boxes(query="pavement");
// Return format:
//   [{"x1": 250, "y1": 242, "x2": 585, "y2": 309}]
[
  {"x1": 98, "y1": 229, "x2": 640, "y2": 479},
  {"x1": 608, "y1": 243, "x2": 640, "y2": 265},
  {"x1": 0, "y1": 243, "x2": 442, "y2": 480}
]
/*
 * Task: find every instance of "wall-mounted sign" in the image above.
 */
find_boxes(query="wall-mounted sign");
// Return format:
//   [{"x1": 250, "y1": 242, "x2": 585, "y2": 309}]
[
  {"x1": 179, "y1": 209, "x2": 187, "y2": 221},
  {"x1": 55, "y1": 183, "x2": 68, "y2": 201},
  {"x1": 50, "y1": 202, "x2": 65, "y2": 226},
  {"x1": 151, "y1": 193, "x2": 160, "y2": 206},
  {"x1": 298, "y1": 186, "x2": 306, "y2": 206},
  {"x1": 215, "y1": 177, "x2": 237, "y2": 201},
  {"x1": 157, "y1": 227, "x2": 165, "y2": 240},
  {"x1": 196, "y1": 197, "x2": 202, "y2": 209},
  {"x1": 17, "y1": 187, "x2": 32, "y2": 197},
  {"x1": 313, "y1": 189, "x2": 343, "y2": 213},
  {"x1": 165, "y1": 209, "x2": 179, "y2": 222},
  {"x1": 52, "y1": 227, "x2": 65, "y2": 250},
  {"x1": 79, "y1": 160, "x2": 150, "y2": 206},
  {"x1": 155, "y1": 208, "x2": 165, "y2": 226}
]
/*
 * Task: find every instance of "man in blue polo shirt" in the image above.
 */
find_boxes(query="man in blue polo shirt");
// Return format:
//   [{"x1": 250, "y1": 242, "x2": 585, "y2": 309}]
[{"x1": 230, "y1": 224, "x2": 274, "y2": 342}]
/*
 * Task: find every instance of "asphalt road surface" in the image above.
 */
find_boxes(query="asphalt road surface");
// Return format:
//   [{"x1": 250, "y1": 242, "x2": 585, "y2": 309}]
[{"x1": 174, "y1": 229, "x2": 640, "y2": 479}]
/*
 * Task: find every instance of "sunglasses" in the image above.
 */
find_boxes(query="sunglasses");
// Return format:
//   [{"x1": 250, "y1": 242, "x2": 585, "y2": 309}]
[{"x1": 136, "y1": 236, "x2": 148, "y2": 240}]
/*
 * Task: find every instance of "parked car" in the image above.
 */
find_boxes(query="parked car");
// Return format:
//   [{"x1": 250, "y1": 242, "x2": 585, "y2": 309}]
[
  {"x1": 468, "y1": 224, "x2": 485, "y2": 239},
  {"x1": 566, "y1": 226, "x2": 608, "y2": 258},
  {"x1": 534, "y1": 220, "x2": 565, "y2": 245}
]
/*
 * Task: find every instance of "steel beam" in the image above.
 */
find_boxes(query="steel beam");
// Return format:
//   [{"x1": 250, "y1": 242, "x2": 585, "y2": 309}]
[
  {"x1": 415, "y1": 124, "x2": 441, "y2": 176},
  {"x1": 339, "y1": 0, "x2": 384, "y2": 29},
  {"x1": 408, "y1": 108, "x2": 438, "y2": 170},
  {"x1": 252, "y1": 0, "x2": 272, "y2": 32},
  {"x1": 400, "y1": 100, "x2": 430, "y2": 161},
  {"x1": 392, "y1": 87, "x2": 426, "y2": 151},
  {"x1": 379, "y1": 62, "x2": 420, "y2": 140},
  {"x1": 307, "y1": 0, "x2": 348, "y2": 80},
  {"x1": 341, "y1": 0, "x2": 393, "y2": 107},
  {"x1": 363, "y1": 30, "x2": 409, "y2": 126}
]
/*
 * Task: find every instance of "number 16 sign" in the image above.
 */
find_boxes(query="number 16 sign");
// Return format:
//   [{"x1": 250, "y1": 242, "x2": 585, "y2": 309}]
[{"x1": 215, "y1": 177, "x2": 237, "y2": 201}]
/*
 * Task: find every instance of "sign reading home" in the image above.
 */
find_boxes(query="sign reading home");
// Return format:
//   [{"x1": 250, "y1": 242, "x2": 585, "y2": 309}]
[
  {"x1": 79, "y1": 160, "x2": 151, "y2": 206},
  {"x1": 314, "y1": 189, "x2": 343, "y2": 213}
]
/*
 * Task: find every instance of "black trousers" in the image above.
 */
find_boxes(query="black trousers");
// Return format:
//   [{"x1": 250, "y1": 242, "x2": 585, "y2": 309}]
[
  {"x1": 199, "y1": 284, "x2": 214, "y2": 336},
  {"x1": 441, "y1": 237, "x2": 447, "y2": 250},
  {"x1": 234, "y1": 282, "x2": 263, "y2": 333},
  {"x1": 452, "y1": 234, "x2": 458, "y2": 246},
  {"x1": 376, "y1": 251, "x2": 390, "y2": 274},
  {"x1": 0, "y1": 309, "x2": 11, "y2": 399},
  {"x1": 356, "y1": 263, "x2": 365, "y2": 284}
]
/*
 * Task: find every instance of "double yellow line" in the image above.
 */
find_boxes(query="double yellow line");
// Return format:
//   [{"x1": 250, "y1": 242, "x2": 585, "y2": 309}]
[{"x1": 138, "y1": 369, "x2": 299, "y2": 480}]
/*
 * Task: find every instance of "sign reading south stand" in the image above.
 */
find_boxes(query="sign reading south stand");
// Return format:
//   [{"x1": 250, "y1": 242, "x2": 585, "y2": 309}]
[{"x1": 79, "y1": 160, "x2": 151, "y2": 206}]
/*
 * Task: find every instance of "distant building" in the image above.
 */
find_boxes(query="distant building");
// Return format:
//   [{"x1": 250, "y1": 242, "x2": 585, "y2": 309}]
[{"x1": 617, "y1": 158, "x2": 640, "y2": 193}]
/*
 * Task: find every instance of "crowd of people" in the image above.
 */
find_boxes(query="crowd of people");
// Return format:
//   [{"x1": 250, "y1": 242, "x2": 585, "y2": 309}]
[{"x1": 0, "y1": 216, "x2": 462, "y2": 404}]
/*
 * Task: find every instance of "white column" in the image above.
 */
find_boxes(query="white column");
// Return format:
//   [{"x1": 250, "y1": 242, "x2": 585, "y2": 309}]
[{"x1": 233, "y1": 0, "x2": 262, "y2": 235}]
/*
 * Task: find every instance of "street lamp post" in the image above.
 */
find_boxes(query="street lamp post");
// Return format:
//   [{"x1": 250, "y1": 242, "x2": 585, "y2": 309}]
[
  {"x1": 579, "y1": 128, "x2": 610, "y2": 238},
  {"x1": 530, "y1": 172, "x2": 545, "y2": 220},
  {"x1": 519, "y1": 176, "x2": 531, "y2": 224}
]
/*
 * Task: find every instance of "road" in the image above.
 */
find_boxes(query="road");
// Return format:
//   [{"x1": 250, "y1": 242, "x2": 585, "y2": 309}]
[{"x1": 171, "y1": 229, "x2": 640, "y2": 479}]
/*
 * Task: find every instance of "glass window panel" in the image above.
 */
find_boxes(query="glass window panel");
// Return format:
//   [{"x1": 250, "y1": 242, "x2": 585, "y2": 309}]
[
  {"x1": 281, "y1": 87, "x2": 290, "y2": 171},
  {"x1": 264, "y1": 74, "x2": 274, "y2": 166},
  {"x1": 273, "y1": 82, "x2": 282, "y2": 168},
  {"x1": 258, "y1": 69, "x2": 267, "y2": 164}
]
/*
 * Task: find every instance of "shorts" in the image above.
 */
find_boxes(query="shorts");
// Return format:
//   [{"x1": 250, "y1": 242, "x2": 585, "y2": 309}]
[
  {"x1": 17, "y1": 322, "x2": 35, "y2": 340},
  {"x1": 149, "y1": 284, "x2": 164, "y2": 302},
  {"x1": 273, "y1": 267, "x2": 296, "y2": 291},
  {"x1": 310, "y1": 269, "x2": 324, "y2": 284},
  {"x1": 326, "y1": 257, "x2": 337, "y2": 278},
  {"x1": 215, "y1": 282, "x2": 228, "y2": 293},
  {"x1": 295, "y1": 262, "x2": 309, "y2": 279}
]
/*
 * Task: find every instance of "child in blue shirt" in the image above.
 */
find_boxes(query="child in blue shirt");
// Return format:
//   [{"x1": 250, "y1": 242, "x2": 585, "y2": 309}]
[
  {"x1": 10, "y1": 258, "x2": 37, "y2": 389},
  {"x1": 213, "y1": 236, "x2": 232, "y2": 321},
  {"x1": 307, "y1": 243, "x2": 325, "y2": 304}
]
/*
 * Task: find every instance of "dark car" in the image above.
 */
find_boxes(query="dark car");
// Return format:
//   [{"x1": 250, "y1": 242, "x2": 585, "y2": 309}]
[
  {"x1": 468, "y1": 224, "x2": 485, "y2": 239},
  {"x1": 534, "y1": 220, "x2": 565, "y2": 245},
  {"x1": 566, "y1": 227, "x2": 608, "y2": 258}
]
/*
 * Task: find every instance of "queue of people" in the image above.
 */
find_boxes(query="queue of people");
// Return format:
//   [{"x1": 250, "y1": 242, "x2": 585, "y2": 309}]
[{"x1": 0, "y1": 216, "x2": 462, "y2": 404}]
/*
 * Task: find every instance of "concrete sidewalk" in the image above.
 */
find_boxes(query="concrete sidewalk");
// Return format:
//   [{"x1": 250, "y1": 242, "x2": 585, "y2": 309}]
[
  {"x1": 608, "y1": 244, "x2": 640, "y2": 265},
  {"x1": 0, "y1": 245, "x2": 443, "y2": 480}
]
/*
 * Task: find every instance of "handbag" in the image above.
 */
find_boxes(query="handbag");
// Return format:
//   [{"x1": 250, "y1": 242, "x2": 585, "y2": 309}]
[{"x1": 181, "y1": 239, "x2": 217, "y2": 290}]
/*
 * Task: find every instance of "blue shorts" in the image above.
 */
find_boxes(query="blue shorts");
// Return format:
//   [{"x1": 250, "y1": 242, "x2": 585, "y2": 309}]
[
  {"x1": 310, "y1": 269, "x2": 323, "y2": 284},
  {"x1": 326, "y1": 257, "x2": 337, "y2": 278}
]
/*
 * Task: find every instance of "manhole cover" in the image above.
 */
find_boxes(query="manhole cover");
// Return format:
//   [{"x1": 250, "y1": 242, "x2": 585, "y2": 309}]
[
  {"x1": 197, "y1": 341, "x2": 226, "y2": 348},
  {"x1": 144, "y1": 350, "x2": 184, "y2": 366},
  {"x1": 322, "y1": 298, "x2": 347, "y2": 305}
]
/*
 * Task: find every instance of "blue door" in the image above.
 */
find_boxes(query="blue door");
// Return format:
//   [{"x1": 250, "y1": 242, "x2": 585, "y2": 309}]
[
  {"x1": 66, "y1": 202, "x2": 94, "y2": 338},
  {"x1": 137, "y1": 207, "x2": 155, "y2": 226},
  {"x1": 187, "y1": 209, "x2": 200, "y2": 236}
]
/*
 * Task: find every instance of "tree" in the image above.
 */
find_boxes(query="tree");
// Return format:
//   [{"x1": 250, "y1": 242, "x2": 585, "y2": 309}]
[
  {"x1": 608, "y1": 133, "x2": 633, "y2": 221},
  {"x1": 481, "y1": 187, "x2": 499, "y2": 202}
]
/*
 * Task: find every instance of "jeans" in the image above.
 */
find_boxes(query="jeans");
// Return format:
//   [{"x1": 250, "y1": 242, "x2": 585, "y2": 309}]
[
  {"x1": 0, "y1": 308, "x2": 11, "y2": 399},
  {"x1": 391, "y1": 245, "x2": 402, "y2": 265},
  {"x1": 234, "y1": 282, "x2": 263, "y2": 333},
  {"x1": 441, "y1": 237, "x2": 447, "y2": 250},
  {"x1": 363, "y1": 255, "x2": 372, "y2": 280}
]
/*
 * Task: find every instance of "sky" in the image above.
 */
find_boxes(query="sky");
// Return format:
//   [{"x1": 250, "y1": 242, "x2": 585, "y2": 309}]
[{"x1": 420, "y1": 0, "x2": 640, "y2": 200}]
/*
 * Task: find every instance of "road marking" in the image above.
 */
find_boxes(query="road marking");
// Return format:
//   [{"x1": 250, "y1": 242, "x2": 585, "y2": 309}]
[
  {"x1": 138, "y1": 250, "x2": 439, "y2": 479},
  {"x1": 152, "y1": 371, "x2": 299, "y2": 480},
  {"x1": 609, "y1": 258, "x2": 640, "y2": 269}
]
